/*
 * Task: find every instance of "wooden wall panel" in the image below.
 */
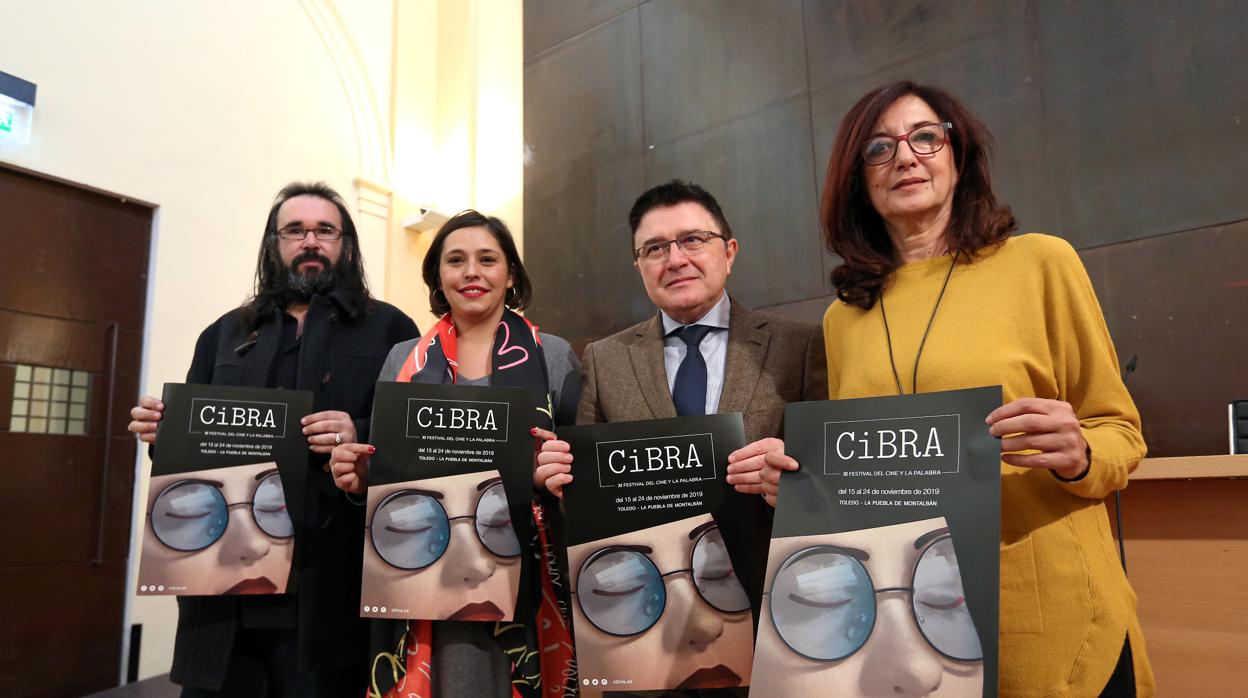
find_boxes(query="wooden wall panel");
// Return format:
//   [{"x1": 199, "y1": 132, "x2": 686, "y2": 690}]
[
  {"x1": 1112, "y1": 476, "x2": 1248, "y2": 697},
  {"x1": 0, "y1": 169, "x2": 150, "y2": 329},
  {"x1": 0, "y1": 562, "x2": 129, "y2": 698}
]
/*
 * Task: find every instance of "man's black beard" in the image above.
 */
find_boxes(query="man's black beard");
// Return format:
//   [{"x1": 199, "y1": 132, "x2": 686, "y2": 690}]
[{"x1": 279, "y1": 250, "x2": 339, "y2": 302}]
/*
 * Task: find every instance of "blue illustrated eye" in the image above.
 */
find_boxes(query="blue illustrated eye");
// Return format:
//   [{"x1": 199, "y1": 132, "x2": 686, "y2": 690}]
[
  {"x1": 474, "y1": 482, "x2": 520, "y2": 558},
  {"x1": 769, "y1": 548, "x2": 876, "y2": 662},
  {"x1": 578, "y1": 550, "x2": 666, "y2": 636},
  {"x1": 691, "y1": 528, "x2": 750, "y2": 613},
  {"x1": 371, "y1": 492, "x2": 451, "y2": 570},
  {"x1": 149, "y1": 468, "x2": 295, "y2": 553},
  {"x1": 253, "y1": 473, "x2": 293, "y2": 539},
  {"x1": 575, "y1": 524, "x2": 749, "y2": 639},
  {"x1": 912, "y1": 536, "x2": 981, "y2": 661},
  {"x1": 768, "y1": 535, "x2": 982, "y2": 664},
  {"x1": 151, "y1": 482, "x2": 229, "y2": 552}
]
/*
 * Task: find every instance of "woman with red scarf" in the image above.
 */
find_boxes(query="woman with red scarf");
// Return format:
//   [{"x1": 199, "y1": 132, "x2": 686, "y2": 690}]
[{"x1": 329, "y1": 210, "x2": 581, "y2": 698}]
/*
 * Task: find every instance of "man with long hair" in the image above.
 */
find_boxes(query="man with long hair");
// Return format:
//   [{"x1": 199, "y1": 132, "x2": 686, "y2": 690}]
[{"x1": 129, "y1": 182, "x2": 418, "y2": 696}]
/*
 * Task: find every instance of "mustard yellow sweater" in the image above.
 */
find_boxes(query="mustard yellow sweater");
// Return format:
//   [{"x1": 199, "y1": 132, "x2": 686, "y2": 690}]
[{"x1": 823, "y1": 234, "x2": 1154, "y2": 697}]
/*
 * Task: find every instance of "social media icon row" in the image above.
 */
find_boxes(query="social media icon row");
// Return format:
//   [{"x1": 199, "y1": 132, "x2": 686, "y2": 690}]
[
  {"x1": 363, "y1": 605, "x2": 388, "y2": 613},
  {"x1": 581, "y1": 678, "x2": 608, "y2": 686},
  {"x1": 139, "y1": 585, "x2": 165, "y2": 592}
]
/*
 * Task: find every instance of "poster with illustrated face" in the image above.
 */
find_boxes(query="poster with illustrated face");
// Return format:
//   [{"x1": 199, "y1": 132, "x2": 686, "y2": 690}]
[
  {"x1": 750, "y1": 386, "x2": 1001, "y2": 698},
  {"x1": 560, "y1": 414, "x2": 768, "y2": 693},
  {"x1": 360, "y1": 381, "x2": 543, "y2": 622},
  {"x1": 137, "y1": 383, "x2": 312, "y2": 597}
]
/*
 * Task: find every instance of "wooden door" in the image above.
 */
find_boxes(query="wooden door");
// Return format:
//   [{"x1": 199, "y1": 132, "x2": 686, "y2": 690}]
[{"x1": 0, "y1": 165, "x2": 152, "y2": 697}]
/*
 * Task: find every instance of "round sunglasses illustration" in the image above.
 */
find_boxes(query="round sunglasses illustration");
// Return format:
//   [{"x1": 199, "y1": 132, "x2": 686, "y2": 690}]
[
  {"x1": 139, "y1": 462, "x2": 294, "y2": 595},
  {"x1": 369, "y1": 476, "x2": 520, "y2": 569},
  {"x1": 568, "y1": 514, "x2": 754, "y2": 691},
  {"x1": 573, "y1": 521, "x2": 750, "y2": 635},
  {"x1": 750, "y1": 517, "x2": 984, "y2": 697},
  {"x1": 149, "y1": 470, "x2": 292, "y2": 551},
  {"x1": 362, "y1": 470, "x2": 522, "y2": 621},
  {"x1": 767, "y1": 531, "x2": 981, "y2": 662}
]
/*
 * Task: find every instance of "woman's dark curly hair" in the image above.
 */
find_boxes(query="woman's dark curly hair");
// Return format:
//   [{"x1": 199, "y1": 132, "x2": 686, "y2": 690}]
[{"x1": 820, "y1": 81, "x2": 1016, "y2": 309}]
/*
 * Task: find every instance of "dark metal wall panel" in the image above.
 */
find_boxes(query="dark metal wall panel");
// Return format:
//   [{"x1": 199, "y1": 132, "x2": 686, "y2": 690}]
[
  {"x1": 645, "y1": 97, "x2": 825, "y2": 308},
  {"x1": 1036, "y1": 1, "x2": 1248, "y2": 247},
  {"x1": 1081, "y1": 221, "x2": 1248, "y2": 458},
  {"x1": 523, "y1": 11, "x2": 652, "y2": 340},
  {"x1": 637, "y1": 0, "x2": 823, "y2": 309},
  {"x1": 523, "y1": 0, "x2": 1248, "y2": 458},
  {"x1": 524, "y1": 0, "x2": 642, "y2": 60},
  {"x1": 756, "y1": 295, "x2": 834, "y2": 325},
  {"x1": 639, "y1": 0, "x2": 808, "y2": 145},
  {"x1": 804, "y1": 1, "x2": 1058, "y2": 238}
]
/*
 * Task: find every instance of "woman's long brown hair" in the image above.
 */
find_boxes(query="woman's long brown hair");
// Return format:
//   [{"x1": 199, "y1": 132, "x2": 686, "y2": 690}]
[{"x1": 820, "y1": 81, "x2": 1016, "y2": 309}]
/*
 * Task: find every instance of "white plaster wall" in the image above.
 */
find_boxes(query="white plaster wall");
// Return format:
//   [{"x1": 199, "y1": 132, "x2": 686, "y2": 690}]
[
  {"x1": 0, "y1": 0, "x2": 522, "y2": 682},
  {"x1": 0, "y1": 0, "x2": 395, "y2": 680}
]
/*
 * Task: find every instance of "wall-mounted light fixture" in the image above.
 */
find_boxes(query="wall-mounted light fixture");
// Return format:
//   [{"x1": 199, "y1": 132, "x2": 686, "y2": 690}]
[{"x1": 402, "y1": 207, "x2": 450, "y2": 234}]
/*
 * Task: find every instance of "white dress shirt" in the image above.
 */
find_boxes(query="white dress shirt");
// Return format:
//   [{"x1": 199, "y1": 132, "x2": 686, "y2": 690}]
[{"x1": 660, "y1": 293, "x2": 731, "y2": 415}]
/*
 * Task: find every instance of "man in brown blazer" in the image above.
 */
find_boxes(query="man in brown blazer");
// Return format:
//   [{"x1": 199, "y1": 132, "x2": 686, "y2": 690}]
[
  {"x1": 534, "y1": 179, "x2": 825, "y2": 697},
  {"x1": 575, "y1": 280, "x2": 825, "y2": 442},
  {"x1": 537, "y1": 179, "x2": 825, "y2": 491}
]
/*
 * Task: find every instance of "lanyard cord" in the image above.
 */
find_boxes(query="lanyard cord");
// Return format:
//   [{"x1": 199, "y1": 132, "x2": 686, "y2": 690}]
[{"x1": 880, "y1": 252, "x2": 959, "y2": 395}]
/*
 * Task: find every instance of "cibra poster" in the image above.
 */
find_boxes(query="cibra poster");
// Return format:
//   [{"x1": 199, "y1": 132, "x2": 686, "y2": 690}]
[
  {"x1": 560, "y1": 413, "x2": 768, "y2": 693},
  {"x1": 138, "y1": 383, "x2": 311, "y2": 596},
  {"x1": 360, "y1": 381, "x2": 542, "y2": 622},
  {"x1": 751, "y1": 387, "x2": 1001, "y2": 698}
]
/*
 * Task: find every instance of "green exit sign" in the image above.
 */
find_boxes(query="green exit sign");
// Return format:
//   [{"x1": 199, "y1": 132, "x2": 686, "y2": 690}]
[{"x1": 0, "y1": 101, "x2": 31, "y2": 143}]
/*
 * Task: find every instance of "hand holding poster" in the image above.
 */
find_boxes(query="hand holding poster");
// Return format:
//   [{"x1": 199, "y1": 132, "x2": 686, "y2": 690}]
[
  {"x1": 137, "y1": 383, "x2": 312, "y2": 597},
  {"x1": 750, "y1": 386, "x2": 1001, "y2": 698},
  {"x1": 560, "y1": 414, "x2": 767, "y2": 693},
  {"x1": 360, "y1": 381, "x2": 542, "y2": 622}
]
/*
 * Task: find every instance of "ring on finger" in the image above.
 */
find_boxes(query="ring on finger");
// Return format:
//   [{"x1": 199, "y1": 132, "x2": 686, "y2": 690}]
[{"x1": 334, "y1": 432, "x2": 343, "y2": 446}]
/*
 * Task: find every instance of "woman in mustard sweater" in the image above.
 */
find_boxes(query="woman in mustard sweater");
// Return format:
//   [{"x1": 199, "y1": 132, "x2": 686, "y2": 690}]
[{"x1": 758, "y1": 81, "x2": 1153, "y2": 696}]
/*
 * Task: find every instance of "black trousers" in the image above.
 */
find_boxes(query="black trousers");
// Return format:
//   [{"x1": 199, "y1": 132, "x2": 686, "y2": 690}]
[
  {"x1": 177, "y1": 627, "x2": 365, "y2": 698},
  {"x1": 1097, "y1": 634, "x2": 1136, "y2": 698}
]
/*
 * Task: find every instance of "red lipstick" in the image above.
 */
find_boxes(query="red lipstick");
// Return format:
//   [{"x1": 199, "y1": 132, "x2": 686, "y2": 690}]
[
  {"x1": 677, "y1": 664, "x2": 742, "y2": 689},
  {"x1": 224, "y1": 577, "x2": 278, "y2": 595},
  {"x1": 448, "y1": 601, "x2": 506, "y2": 621}
]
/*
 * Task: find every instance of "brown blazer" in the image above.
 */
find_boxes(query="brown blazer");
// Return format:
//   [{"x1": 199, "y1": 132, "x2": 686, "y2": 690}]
[{"x1": 576, "y1": 299, "x2": 827, "y2": 439}]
